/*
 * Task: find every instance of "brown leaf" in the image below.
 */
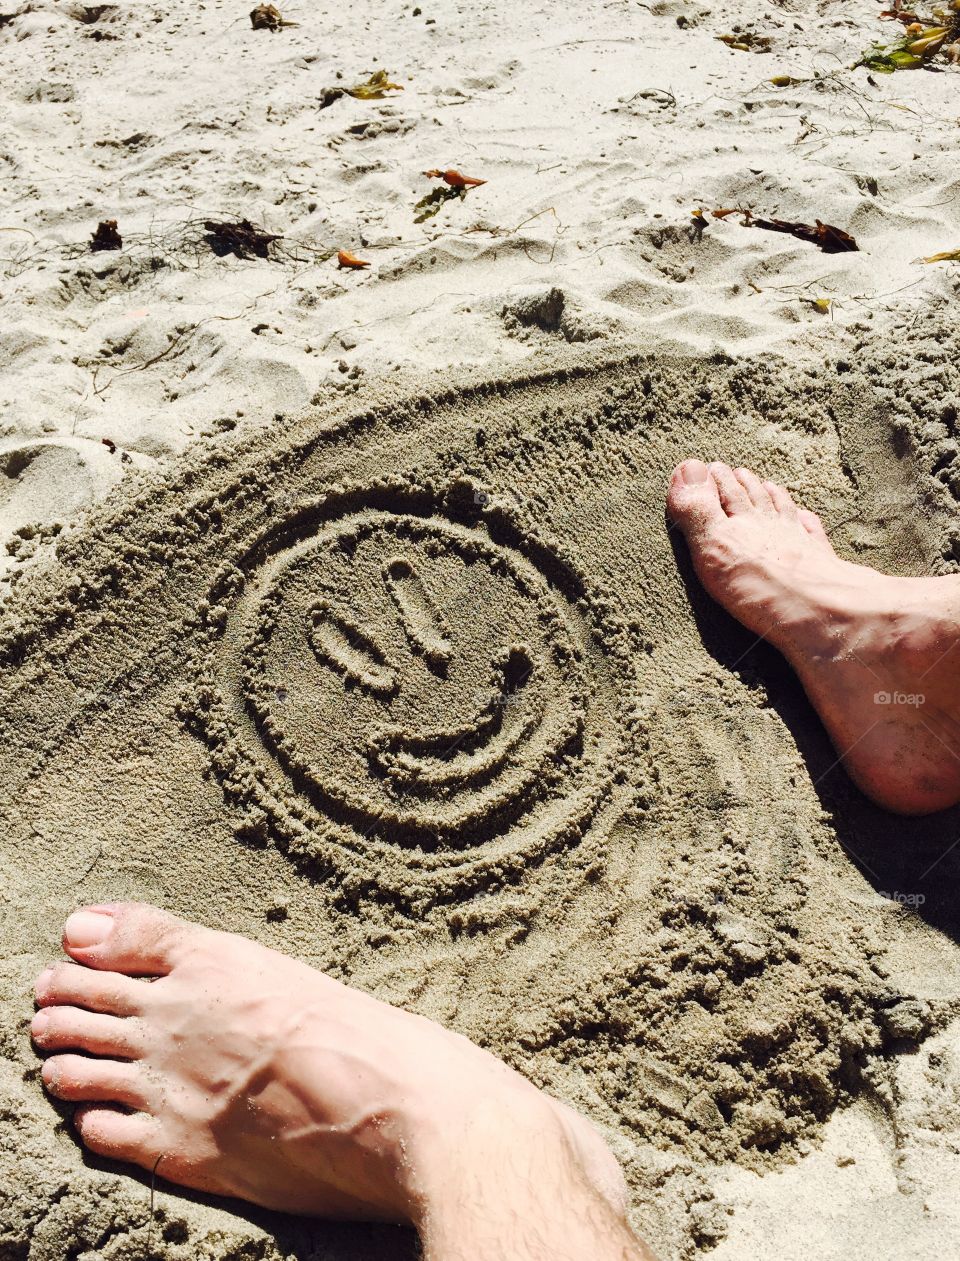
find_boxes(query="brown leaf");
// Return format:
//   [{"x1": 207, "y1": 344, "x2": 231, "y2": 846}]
[
  {"x1": 337, "y1": 249, "x2": 371, "y2": 269},
  {"x1": 423, "y1": 168, "x2": 486, "y2": 188},
  {"x1": 250, "y1": 4, "x2": 297, "y2": 30}
]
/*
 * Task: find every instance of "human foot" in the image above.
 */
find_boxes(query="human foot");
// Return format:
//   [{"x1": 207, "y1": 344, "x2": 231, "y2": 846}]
[
  {"x1": 667, "y1": 460, "x2": 960, "y2": 815},
  {"x1": 32, "y1": 904, "x2": 638, "y2": 1255}
]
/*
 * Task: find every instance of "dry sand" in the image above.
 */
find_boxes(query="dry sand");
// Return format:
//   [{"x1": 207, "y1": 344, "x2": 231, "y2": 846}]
[{"x1": 2, "y1": 1, "x2": 960, "y2": 1259}]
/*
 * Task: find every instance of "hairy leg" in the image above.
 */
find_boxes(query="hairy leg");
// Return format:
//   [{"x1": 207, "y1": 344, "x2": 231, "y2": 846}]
[
  {"x1": 33, "y1": 903, "x2": 654, "y2": 1260},
  {"x1": 667, "y1": 459, "x2": 960, "y2": 814}
]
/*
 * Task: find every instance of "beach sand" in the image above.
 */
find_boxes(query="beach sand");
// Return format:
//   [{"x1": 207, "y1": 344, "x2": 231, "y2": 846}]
[{"x1": 2, "y1": 2, "x2": 960, "y2": 1258}]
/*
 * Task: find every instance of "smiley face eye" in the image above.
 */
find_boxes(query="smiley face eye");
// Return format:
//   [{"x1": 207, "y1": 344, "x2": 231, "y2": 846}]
[
  {"x1": 306, "y1": 599, "x2": 398, "y2": 697},
  {"x1": 383, "y1": 556, "x2": 452, "y2": 672}
]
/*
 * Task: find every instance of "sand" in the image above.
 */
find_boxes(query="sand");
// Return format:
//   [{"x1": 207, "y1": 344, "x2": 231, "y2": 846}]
[{"x1": 2, "y1": 0, "x2": 960, "y2": 1258}]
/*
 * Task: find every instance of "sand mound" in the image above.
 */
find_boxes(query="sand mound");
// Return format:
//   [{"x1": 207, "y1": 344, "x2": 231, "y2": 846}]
[{"x1": 3, "y1": 341, "x2": 960, "y2": 1259}]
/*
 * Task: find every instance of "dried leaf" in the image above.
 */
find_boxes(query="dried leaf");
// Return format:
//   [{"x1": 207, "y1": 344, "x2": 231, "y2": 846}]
[
  {"x1": 204, "y1": 219, "x2": 280, "y2": 259},
  {"x1": 250, "y1": 4, "x2": 297, "y2": 30},
  {"x1": 858, "y1": 21, "x2": 952, "y2": 70},
  {"x1": 344, "y1": 69, "x2": 404, "y2": 99},
  {"x1": 423, "y1": 168, "x2": 486, "y2": 188},
  {"x1": 803, "y1": 297, "x2": 832, "y2": 313},
  {"x1": 337, "y1": 249, "x2": 371, "y2": 269},
  {"x1": 923, "y1": 248, "x2": 960, "y2": 262},
  {"x1": 90, "y1": 220, "x2": 122, "y2": 252}
]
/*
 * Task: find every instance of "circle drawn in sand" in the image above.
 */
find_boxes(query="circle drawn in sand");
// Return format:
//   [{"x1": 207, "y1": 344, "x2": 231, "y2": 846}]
[{"x1": 193, "y1": 481, "x2": 638, "y2": 898}]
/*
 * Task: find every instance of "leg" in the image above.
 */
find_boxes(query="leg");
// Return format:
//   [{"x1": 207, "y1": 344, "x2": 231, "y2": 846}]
[
  {"x1": 667, "y1": 460, "x2": 960, "y2": 815},
  {"x1": 33, "y1": 903, "x2": 654, "y2": 1261}
]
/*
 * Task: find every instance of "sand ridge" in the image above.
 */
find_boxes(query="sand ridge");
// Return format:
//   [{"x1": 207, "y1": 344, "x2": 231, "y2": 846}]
[{"x1": 3, "y1": 340, "x2": 960, "y2": 1258}]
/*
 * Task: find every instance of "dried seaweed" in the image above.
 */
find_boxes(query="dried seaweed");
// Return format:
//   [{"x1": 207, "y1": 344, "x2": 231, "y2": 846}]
[
  {"x1": 90, "y1": 220, "x2": 122, "y2": 252},
  {"x1": 698, "y1": 207, "x2": 858, "y2": 253},
  {"x1": 414, "y1": 186, "x2": 464, "y2": 223},
  {"x1": 923, "y1": 247, "x2": 960, "y2": 262},
  {"x1": 203, "y1": 219, "x2": 280, "y2": 259}
]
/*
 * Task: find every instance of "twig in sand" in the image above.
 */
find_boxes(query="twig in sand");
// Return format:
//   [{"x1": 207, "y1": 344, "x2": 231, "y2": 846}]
[
  {"x1": 623, "y1": 87, "x2": 677, "y2": 108},
  {"x1": 90, "y1": 285, "x2": 282, "y2": 399}
]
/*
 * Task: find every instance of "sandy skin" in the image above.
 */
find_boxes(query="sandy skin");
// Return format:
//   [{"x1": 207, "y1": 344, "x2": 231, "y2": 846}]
[
  {"x1": 32, "y1": 902, "x2": 652, "y2": 1260},
  {"x1": 667, "y1": 459, "x2": 960, "y2": 815}
]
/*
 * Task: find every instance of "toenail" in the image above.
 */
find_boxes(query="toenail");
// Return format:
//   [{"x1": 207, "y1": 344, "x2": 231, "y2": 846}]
[
  {"x1": 64, "y1": 911, "x2": 114, "y2": 949},
  {"x1": 31, "y1": 1010, "x2": 50, "y2": 1039},
  {"x1": 681, "y1": 460, "x2": 709, "y2": 485}
]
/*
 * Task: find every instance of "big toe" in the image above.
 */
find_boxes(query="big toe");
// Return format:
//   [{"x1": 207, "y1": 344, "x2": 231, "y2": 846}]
[
  {"x1": 62, "y1": 903, "x2": 194, "y2": 977},
  {"x1": 667, "y1": 460, "x2": 724, "y2": 538}
]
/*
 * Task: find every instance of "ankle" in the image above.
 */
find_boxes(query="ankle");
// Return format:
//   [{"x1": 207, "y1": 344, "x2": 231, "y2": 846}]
[{"x1": 409, "y1": 1091, "x2": 643, "y2": 1260}]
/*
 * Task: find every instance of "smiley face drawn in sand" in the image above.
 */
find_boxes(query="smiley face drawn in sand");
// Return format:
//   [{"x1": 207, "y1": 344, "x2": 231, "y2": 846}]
[
  {"x1": 197, "y1": 482, "x2": 640, "y2": 898},
  {"x1": 239, "y1": 512, "x2": 590, "y2": 845}
]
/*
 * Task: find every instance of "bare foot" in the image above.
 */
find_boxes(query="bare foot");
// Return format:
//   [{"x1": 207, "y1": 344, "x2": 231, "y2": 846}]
[
  {"x1": 667, "y1": 460, "x2": 960, "y2": 815},
  {"x1": 32, "y1": 904, "x2": 629, "y2": 1242}
]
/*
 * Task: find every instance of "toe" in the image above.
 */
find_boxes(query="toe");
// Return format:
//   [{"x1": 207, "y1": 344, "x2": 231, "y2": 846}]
[
  {"x1": 74, "y1": 1106, "x2": 163, "y2": 1169},
  {"x1": 708, "y1": 463, "x2": 752, "y2": 515},
  {"x1": 799, "y1": 508, "x2": 831, "y2": 545},
  {"x1": 762, "y1": 480, "x2": 799, "y2": 519},
  {"x1": 667, "y1": 460, "x2": 725, "y2": 536},
  {"x1": 35, "y1": 961, "x2": 145, "y2": 1016},
  {"x1": 733, "y1": 467, "x2": 775, "y2": 512},
  {"x1": 31, "y1": 1006, "x2": 144, "y2": 1058},
  {"x1": 62, "y1": 903, "x2": 194, "y2": 977},
  {"x1": 42, "y1": 1054, "x2": 148, "y2": 1109}
]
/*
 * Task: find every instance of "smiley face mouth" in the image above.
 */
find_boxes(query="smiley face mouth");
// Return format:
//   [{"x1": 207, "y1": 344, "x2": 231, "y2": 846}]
[{"x1": 366, "y1": 645, "x2": 542, "y2": 794}]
